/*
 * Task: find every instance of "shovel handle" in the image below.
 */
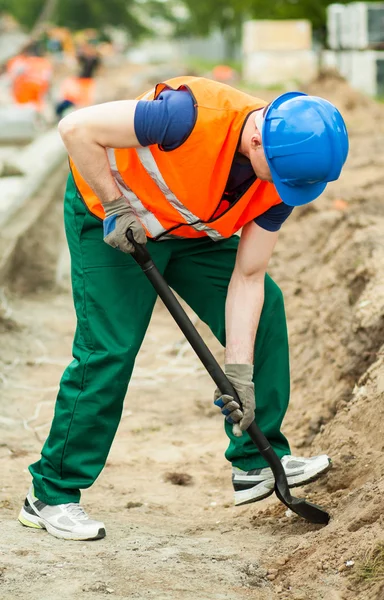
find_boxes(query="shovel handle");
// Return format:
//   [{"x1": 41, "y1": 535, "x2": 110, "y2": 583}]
[{"x1": 127, "y1": 231, "x2": 152, "y2": 270}]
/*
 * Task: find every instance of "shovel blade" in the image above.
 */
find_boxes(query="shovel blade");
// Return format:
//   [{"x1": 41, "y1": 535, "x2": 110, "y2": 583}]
[{"x1": 274, "y1": 485, "x2": 330, "y2": 525}]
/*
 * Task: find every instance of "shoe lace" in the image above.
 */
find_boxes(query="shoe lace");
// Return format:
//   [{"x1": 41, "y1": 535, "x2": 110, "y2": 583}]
[{"x1": 64, "y1": 503, "x2": 89, "y2": 520}]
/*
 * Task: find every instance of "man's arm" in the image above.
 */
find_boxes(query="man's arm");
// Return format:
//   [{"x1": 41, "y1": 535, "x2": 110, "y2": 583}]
[
  {"x1": 213, "y1": 221, "x2": 279, "y2": 436},
  {"x1": 58, "y1": 100, "x2": 140, "y2": 204},
  {"x1": 225, "y1": 220, "x2": 279, "y2": 364}
]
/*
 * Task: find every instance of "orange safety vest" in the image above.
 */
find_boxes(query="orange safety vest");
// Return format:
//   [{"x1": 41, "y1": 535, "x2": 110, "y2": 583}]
[
  {"x1": 60, "y1": 76, "x2": 95, "y2": 106},
  {"x1": 8, "y1": 56, "x2": 52, "y2": 109},
  {"x1": 71, "y1": 76, "x2": 282, "y2": 240}
]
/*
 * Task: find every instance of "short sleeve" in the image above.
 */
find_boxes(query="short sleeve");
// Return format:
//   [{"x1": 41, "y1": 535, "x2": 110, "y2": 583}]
[
  {"x1": 134, "y1": 89, "x2": 195, "y2": 150},
  {"x1": 254, "y1": 203, "x2": 294, "y2": 232}
]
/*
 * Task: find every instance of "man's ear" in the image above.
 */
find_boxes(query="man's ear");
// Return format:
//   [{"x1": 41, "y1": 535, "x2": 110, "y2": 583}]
[{"x1": 250, "y1": 130, "x2": 262, "y2": 150}]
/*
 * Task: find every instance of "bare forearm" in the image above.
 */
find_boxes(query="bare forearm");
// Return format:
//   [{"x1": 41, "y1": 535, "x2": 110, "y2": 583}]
[
  {"x1": 225, "y1": 271, "x2": 265, "y2": 364},
  {"x1": 61, "y1": 129, "x2": 120, "y2": 203},
  {"x1": 58, "y1": 100, "x2": 139, "y2": 204}
]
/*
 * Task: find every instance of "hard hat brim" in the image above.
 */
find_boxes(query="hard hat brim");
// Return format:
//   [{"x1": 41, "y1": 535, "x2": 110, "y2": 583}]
[{"x1": 272, "y1": 175, "x2": 327, "y2": 207}]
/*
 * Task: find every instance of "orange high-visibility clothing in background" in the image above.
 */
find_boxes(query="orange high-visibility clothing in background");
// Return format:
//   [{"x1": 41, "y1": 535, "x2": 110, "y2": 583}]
[
  {"x1": 59, "y1": 76, "x2": 95, "y2": 107},
  {"x1": 70, "y1": 76, "x2": 282, "y2": 241},
  {"x1": 8, "y1": 56, "x2": 52, "y2": 109}
]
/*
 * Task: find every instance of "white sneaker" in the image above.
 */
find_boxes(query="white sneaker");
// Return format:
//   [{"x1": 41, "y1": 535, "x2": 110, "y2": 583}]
[
  {"x1": 233, "y1": 454, "x2": 331, "y2": 506},
  {"x1": 18, "y1": 486, "x2": 106, "y2": 541}
]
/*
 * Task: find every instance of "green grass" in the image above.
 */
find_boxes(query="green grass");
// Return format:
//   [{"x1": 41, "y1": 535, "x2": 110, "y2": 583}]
[{"x1": 357, "y1": 543, "x2": 384, "y2": 582}]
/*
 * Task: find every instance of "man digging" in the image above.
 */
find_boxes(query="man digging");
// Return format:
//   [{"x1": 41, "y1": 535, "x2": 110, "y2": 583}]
[{"x1": 18, "y1": 77, "x2": 349, "y2": 540}]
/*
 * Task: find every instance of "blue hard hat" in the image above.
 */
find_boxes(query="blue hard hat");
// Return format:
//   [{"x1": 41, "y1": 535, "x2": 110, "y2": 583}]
[{"x1": 262, "y1": 92, "x2": 349, "y2": 206}]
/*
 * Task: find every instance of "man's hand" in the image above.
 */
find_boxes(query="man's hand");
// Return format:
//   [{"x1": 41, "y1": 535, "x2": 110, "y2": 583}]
[
  {"x1": 214, "y1": 364, "x2": 255, "y2": 437},
  {"x1": 103, "y1": 196, "x2": 147, "y2": 253}
]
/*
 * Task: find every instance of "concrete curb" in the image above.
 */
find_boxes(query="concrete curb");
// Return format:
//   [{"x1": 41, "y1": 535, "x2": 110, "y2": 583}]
[
  {"x1": 0, "y1": 160, "x2": 68, "y2": 286},
  {"x1": 0, "y1": 127, "x2": 67, "y2": 228}
]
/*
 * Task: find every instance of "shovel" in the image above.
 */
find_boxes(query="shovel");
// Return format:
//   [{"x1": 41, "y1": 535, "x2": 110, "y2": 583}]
[{"x1": 127, "y1": 231, "x2": 330, "y2": 525}]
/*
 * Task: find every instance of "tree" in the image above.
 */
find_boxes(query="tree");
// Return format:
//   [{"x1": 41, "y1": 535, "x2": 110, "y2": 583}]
[
  {"x1": 176, "y1": 0, "x2": 384, "y2": 44},
  {"x1": 2, "y1": 0, "x2": 383, "y2": 44},
  {"x1": 32, "y1": 0, "x2": 58, "y2": 36},
  {"x1": 0, "y1": 0, "x2": 148, "y2": 38},
  {"x1": 0, "y1": 0, "x2": 42, "y2": 29},
  {"x1": 56, "y1": 0, "x2": 145, "y2": 33}
]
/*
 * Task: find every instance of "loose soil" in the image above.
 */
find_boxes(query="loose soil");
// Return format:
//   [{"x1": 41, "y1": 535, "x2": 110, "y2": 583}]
[{"x1": 1, "y1": 69, "x2": 384, "y2": 600}]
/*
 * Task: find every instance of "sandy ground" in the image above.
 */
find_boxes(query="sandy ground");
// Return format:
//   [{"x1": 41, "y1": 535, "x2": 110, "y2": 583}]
[{"x1": 1, "y1": 70, "x2": 384, "y2": 600}]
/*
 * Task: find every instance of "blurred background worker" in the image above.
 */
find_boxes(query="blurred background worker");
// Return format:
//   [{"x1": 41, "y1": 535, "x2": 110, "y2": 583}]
[
  {"x1": 7, "y1": 42, "x2": 52, "y2": 111},
  {"x1": 55, "y1": 41, "x2": 101, "y2": 119},
  {"x1": 77, "y1": 40, "x2": 101, "y2": 79},
  {"x1": 18, "y1": 76, "x2": 349, "y2": 541}
]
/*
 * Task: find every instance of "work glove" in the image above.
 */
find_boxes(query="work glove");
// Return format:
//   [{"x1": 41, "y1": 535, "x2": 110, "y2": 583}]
[
  {"x1": 103, "y1": 195, "x2": 146, "y2": 253},
  {"x1": 214, "y1": 364, "x2": 255, "y2": 437}
]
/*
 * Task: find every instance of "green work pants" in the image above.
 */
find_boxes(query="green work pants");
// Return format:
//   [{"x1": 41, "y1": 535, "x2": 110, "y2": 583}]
[{"x1": 29, "y1": 175, "x2": 290, "y2": 504}]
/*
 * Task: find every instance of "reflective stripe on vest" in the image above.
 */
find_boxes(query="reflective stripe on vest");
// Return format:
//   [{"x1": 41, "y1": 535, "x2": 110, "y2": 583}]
[
  {"x1": 107, "y1": 146, "x2": 223, "y2": 241},
  {"x1": 136, "y1": 148, "x2": 222, "y2": 241},
  {"x1": 107, "y1": 147, "x2": 165, "y2": 237}
]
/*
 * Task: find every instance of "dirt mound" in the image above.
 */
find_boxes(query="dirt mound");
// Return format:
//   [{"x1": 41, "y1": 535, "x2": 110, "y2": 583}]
[
  {"x1": 262, "y1": 74, "x2": 384, "y2": 598},
  {"x1": 305, "y1": 68, "x2": 384, "y2": 134},
  {"x1": 306, "y1": 68, "x2": 371, "y2": 110}
]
